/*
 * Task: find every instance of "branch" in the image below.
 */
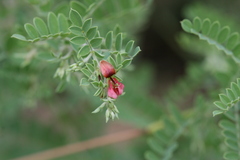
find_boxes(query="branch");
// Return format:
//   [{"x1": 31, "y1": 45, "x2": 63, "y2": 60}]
[{"x1": 13, "y1": 128, "x2": 144, "y2": 160}]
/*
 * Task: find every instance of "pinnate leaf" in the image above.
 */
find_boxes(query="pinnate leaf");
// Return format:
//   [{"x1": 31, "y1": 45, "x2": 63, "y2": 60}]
[
  {"x1": 48, "y1": 12, "x2": 59, "y2": 34},
  {"x1": 24, "y1": 23, "x2": 39, "y2": 39},
  {"x1": 33, "y1": 17, "x2": 48, "y2": 36},
  {"x1": 69, "y1": 9, "x2": 83, "y2": 27}
]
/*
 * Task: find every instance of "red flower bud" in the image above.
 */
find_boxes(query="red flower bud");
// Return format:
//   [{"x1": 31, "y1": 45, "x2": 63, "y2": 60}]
[{"x1": 100, "y1": 60, "x2": 116, "y2": 78}]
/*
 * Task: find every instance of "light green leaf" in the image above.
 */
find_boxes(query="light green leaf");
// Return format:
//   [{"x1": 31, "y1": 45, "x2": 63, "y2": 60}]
[
  {"x1": 145, "y1": 151, "x2": 159, "y2": 160},
  {"x1": 78, "y1": 45, "x2": 90, "y2": 57},
  {"x1": 11, "y1": 34, "x2": 27, "y2": 41},
  {"x1": 86, "y1": 27, "x2": 97, "y2": 39},
  {"x1": 192, "y1": 17, "x2": 202, "y2": 32},
  {"x1": 116, "y1": 53, "x2": 122, "y2": 65},
  {"x1": 219, "y1": 120, "x2": 237, "y2": 133},
  {"x1": 48, "y1": 12, "x2": 59, "y2": 34},
  {"x1": 81, "y1": 68, "x2": 91, "y2": 78},
  {"x1": 213, "y1": 110, "x2": 224, "y2": 116},
  {"x1": 231, "y1": 82, "x2": 240, "y2": 99},
  {"x1": 58, "y1": 13, "x2": 69, "y2": 33},
  {"x1": 70, "y1": 36, "x2": 86, "y2": 45},
  {"x1": 24, "y1": 23, "x2": 39, "y2": 39},
  {"x1": 82, "y1": 18, "x2": 92, "y2": 32},
  {"x1": 214, "y1": 101, "x2": 228, "y2": 110},
  {"x1": 125, "y1": 40, "x2": 134, "y2": 53},
  {"x1": 217, "y1": 26, "x2": 230, "y2": 43},
  {"x1": 224, "y1": 151, "x2": 239, "y2": 160},
  {"x1": 122, "y1": 59, "x2": 132, "y2": 68},
  {"x1": 202, "y1": 19, "x2": 211, "y2": 35},
  {"x1": 180, "y1": 19, "x2": 192, "y2": 32},
  {"x1": 69, "y1": 26, "x2": 82, "y2": 35},
  {"x1": 115, "y1": 33, "x2": 122, "y2": 51},
  {"x1": 70, "y1": 1, "x2": 86, "y2": 16},
  {"x1": 108, "y1": 56, "x2": 117, "y2": 69},
  {"x1": 226, "y1": 88, "x2": 235, "y2": 101},
  {"x1": 105, "y1": 31, "x2": 113, "y2": 49},
  {"x1": 131, "y1": 46, "x2": 141, "y2": 57},
  {"x1": 80, "y1": 77, "x2": 90, "y2": 86},
  {"x1": 33, "y1": 17, "x2": 48, "y2": 36},
  {"x1": 69, "y1": 8, "x2": 83, "y2": 27},
  {"x1": 90, "y1": 37, "x2": 102, "y2": 48},
  {"x1": 226, "y1": 33, "x2": 239, "y2": 50},
  {"x1": 86, "y1": 63, "x2": 95, "y2": 73},
  {"x1": 222, "y1": 130, "x2": 237, "y2": 141},
  {"x1": 225, "y1": 139, "x2": 238, "y2": 151},
  {"x1": 94, "y1": 51, "x2": 104, "y2": 58},
  {"x1": 219, "y1": 94, "x2": 231, "y2": 105}
]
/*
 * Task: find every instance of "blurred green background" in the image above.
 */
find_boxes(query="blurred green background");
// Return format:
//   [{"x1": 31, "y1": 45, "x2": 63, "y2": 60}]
[{"x1": 1, "y1": 0, "x2": 240, "y2": 159}]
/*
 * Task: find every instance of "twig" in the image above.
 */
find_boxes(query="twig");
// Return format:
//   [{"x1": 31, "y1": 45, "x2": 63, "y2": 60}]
[{"x1": 13, "y1": 128, "x2": 144, "y2": 160}]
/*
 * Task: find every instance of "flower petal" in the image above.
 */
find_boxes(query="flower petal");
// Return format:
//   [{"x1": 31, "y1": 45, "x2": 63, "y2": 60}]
[{"x1": 100, "y1": 60, "x2": 116, "y2": 78}]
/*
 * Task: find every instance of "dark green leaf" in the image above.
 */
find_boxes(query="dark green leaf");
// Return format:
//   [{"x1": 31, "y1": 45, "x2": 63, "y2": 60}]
[
  {"x1": 219, "y1": 120, "x2": 236, "y2": 133},
  {"x1": 115, "y1": 33, "x2": 122, "y2": 51},
  {"x1": 226, "y1": 138, "x2": 238, "y2": 151},
  {"x1": 69, "y1": 26, "x2": 82, "y2": 35},
  {"x1": 86, "y1": 27, "x2": 98, "y2": 39},
  {"x1": 226, "y1": 33, "x2": 239, "y2": 50},
  {"x1": 78, "y1": 45, "x2": 90, "y2": 57},
  {"x1": 33, "y1": 17, "x2": 48, "y2": 36},
  {"x1": 58, "y1": 14, "x2": 69, "y2": 33},
  {"x1": 82, "y1": 18, "x2": 92, "y2": 32},
  {"x1": 208, "y1": 21, "x2": 220, "y2": 40},
  {"x1": 145, "y1": 151, "x2": 159, "y2": 160},
  {"x1": 69, "y1": 9, "x2": 83, "y2": 27},
  {"x1": 70, "y1": 36, "x2": 86, "y2": 45},
  {"x1": 48, "y1": 12, "x2": 59, "y2": 34},
  {"x1": 233, "y1": 44, "x2": 240, "y2": 59},
  {"x1": 217, "y1": 26, "x2": 230, "y2": 43},
  {"x1": 180, "y1": 19, "x2": 192, "y2": 32},
  {"x1": 90, "y1": 38, "x2": 102, "y2": 48},
  {"x1": 192, "y1": 17, "x2": 202, "y2": 32},
  {"x1": 24, "y1": 23, "x2": 39, "y2": 39},
  {"x1": 222, "y1": 130, "x2": 237, "y2": 141},
  {"x1": 105, "y1": 31, "x2": 113, "y2": 49},
  {"x1": 202, "y1": 19, "x2": 211, "y2": 35},
  {"x1": 224, "y1": 151, "x2": 239, "y2": 160}
]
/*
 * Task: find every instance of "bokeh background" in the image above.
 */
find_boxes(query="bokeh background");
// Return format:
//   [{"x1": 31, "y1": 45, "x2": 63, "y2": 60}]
[{"x1": 1, "y1": 0, "x2": 240, "y2": 159}]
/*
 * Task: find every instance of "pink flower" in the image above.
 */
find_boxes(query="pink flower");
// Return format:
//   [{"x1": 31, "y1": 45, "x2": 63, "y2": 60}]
[
  {"x1": 100, "y1": 60, "x2": 116, "y2": 78},
  {"x1": 108, "y1": 78, "x2": 124, "y2": 99}
]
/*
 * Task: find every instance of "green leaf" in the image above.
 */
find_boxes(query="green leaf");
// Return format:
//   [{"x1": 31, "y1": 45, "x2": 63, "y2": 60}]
[
  {"x1": 69, "y1": 26, "x2": 82, "y2": 35},
  {"x1": 226, "y1": 33, "x2": 239, "y2": 50},
  {"x1": 219, "y1": 120, "x2": 237, "y2": 133},
  {"x1": 11, "y1": 34, "x2": 27, "y2": 41},
  {"x1": 131, "y1": 46, "x2": 141, "y2": 57},
  {"x1": 202, "y1": 19, "x2": 211, "y2": 35},
  {"x1": 122, "y1": 59, "x2": 132, "y2": 68},
  {"x1": 105, "y1": 31, "x2": 113, "y2": 49},
  {"x1": 222, "y1": 130, "x2": 237, "y2": 141},
  {"x1": 224, "y1": 151, "x2": 239, "y2": 160},
  {"x1": 81, "y1": 68, "x2": 91, "y2": 78},
  {"x1": 33, "y1": 17, "x2": 48, "y2": 36},
  {"x1": 86, "y1": 63, "x2": 95, "y2": 73},
  {"x1": 115, "y1": 33, "x2": 122, "y2": 51},
  {"x1": 70, "y1": 36, "x2": 86, "y2": 45},
  {"x1": 24, "y1": 23, "x2": 39, "y2": 39},
  {"x1": 108, "y1": 56, "x2": 117, "y2": 69},
  {"x1": 125, "y1": 40, "x2": 134, "y2": 53},
  {"x1": 86, "y1": 27, "x2": 98, "y2": 39},
  {"x1": 58, "y1": 14, "x2": 69, "y2": 33},
  {"x1": 70, "y1": 1, "x2": 86, "y2": 16},
  {"x1": 90, "y1": 38, "x2": 102, "y2": 48},
  {"x1": 116, "y1": 53, "x2": 122, "y2": 65},
  {"x1": 213, "y1": 110, "x2": 224, "y2": 116},
  {"x1": 214, "y1": 101, "x2": 228, "y2": 110},
  {"x1": 233, "y1": 44, "x2": 240, "y2": 59},
  {"x1": 94, "y1": 51, "x2": 104, "y2": 58},
  {"x1": 217, "y1": 26, "x2": 230, "y2": 43},
  {"x1": 225, "y1": 138, "x2": 238, "y2": 151},
  {"x1": 69, "y1": 9, "x2": 83, "y2": 27},
  {"x1": 192, "y1": 17, "x2": 202, "y2": 32},
  {"x1": 145, "y1": 151, "x2": 159, "y2": 160},
  {"x1": 226, "y1": 89, "x2": 235, "y2": 101},
  {"x1": 82, "y1": 18, "x2": 92, "y2": 32},
  {"x1": 208, "y1": 21, "x2": 220, "y2": 40},
  {"x1": 231, "y1": 82, "x2": 240, "y2": 99},
  {"x1": 180, "y1": 19, "x2": 192, "y2": 32},
  {"x1": 78, "y1": 45, "x2": 90, "y2": 57},
  {"x1": 219, "y1": 94, "x2": 231, "y2": 105},
  {"x1": 80, "y1": 78, "x2": 90, "y2": 86},
  {"x1": 48, "y1": 12, "x2": 59, "y2": 34}
]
